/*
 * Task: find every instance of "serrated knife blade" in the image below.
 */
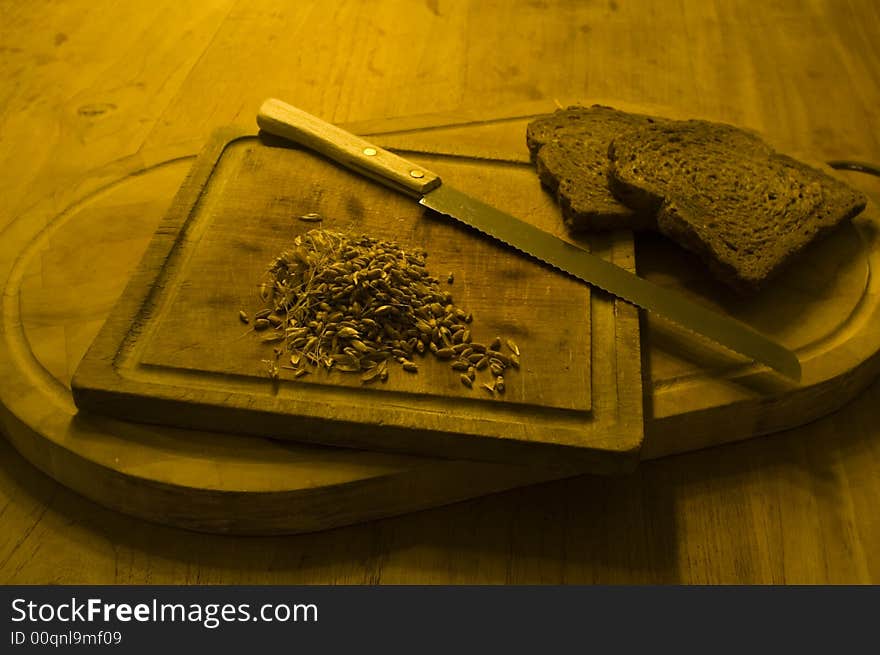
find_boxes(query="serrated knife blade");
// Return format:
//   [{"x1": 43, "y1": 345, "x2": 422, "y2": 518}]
[{"x1": 257, "y1": 98, "x2": 801, "y2": 381}]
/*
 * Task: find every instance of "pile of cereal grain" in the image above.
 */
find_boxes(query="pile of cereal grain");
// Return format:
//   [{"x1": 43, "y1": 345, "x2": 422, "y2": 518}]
[{"x1": 240, "y1": 229, "x2": 519, "y2": 393}]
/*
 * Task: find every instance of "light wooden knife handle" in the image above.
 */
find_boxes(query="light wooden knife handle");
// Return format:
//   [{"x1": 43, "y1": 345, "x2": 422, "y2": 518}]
[{"x1": 257, "y1": 98, "x2": 442, "y2": 197}]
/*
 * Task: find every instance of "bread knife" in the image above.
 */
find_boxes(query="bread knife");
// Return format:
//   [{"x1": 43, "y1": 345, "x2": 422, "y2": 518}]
[{"x1": 257, "y1": 98, "x2": 801, "y2": 381}]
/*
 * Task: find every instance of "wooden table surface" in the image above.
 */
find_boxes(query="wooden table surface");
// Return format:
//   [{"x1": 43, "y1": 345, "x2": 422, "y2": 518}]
[{"x1": 2, "y1": 0, "x2": 880, "y2": 584}]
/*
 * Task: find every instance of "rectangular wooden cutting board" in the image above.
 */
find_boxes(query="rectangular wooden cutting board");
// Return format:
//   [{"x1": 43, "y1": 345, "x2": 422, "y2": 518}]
[{"x1": 71, "y1": 123, "x2": 643, "y2": 472}]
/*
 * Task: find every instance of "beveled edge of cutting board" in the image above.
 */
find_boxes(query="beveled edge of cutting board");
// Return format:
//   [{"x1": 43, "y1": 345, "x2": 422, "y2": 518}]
[
  {"x1": 640, "y1": 197, "x2": 880, "y2": 459},
  {"x1": 70, "y1": 127, "x2": 645, "y2": 473}
]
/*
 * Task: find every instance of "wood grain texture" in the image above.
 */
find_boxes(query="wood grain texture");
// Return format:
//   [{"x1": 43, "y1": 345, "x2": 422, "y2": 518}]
[
  {"x1": 70, "y1": 125, "x2": 643, "y2": 471},
  {"x1": 2, "y1": 0, "x2": 880, "y2": 583},
  {"x1": 0, "y1": 115, "x2": 640, "y2": 534},
  {"x1": 13, "y1": 106, "x2": 880, "y2": 535}
]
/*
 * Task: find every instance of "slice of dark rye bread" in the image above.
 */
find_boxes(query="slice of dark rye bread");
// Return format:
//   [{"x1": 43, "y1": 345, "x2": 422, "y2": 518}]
[
  {"x1": 526, "y1": 105, "x2": 667, "y2": 231},
  {"x1": 607, "y1": 119, "x2": 868, "y2": 292}
]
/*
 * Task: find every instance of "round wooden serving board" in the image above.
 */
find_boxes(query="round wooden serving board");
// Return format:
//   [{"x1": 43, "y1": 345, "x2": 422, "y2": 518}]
[{"x1": 2, "y1": 104, "x2": 880, "y2": 534}]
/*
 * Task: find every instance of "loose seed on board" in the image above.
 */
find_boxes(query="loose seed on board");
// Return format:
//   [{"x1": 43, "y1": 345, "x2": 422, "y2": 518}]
[
  {"x1": 460, "y1": 374, "x2": 473, "y2": 388},
  {"x1": 253, "y1": 318, "x2": 271, "y2": 331},
  {"x1": 361, "y1": 366, "x2": 383, "y2": 383},
  {"x1": 299, "y1": 212, "x2": 323, "y2": 222},
  {"x1": 506, "y1": 338, "x2": 520, "y2": 356},
  {"x1": 402, "y1": 360, "x2": 418, "y2": 372},
  {"x1": 481, "y1": 382, "x2": 495, "y2": 395},
  {"x1": 238, "y1": 310, "x2": 249, "y2": 324},
  {"x1": 254, "y1": 308, "x2": 272, "y2": 320},
  {"x1": 447, "y1": 273, "x2": 454, "y2": 284},
  {"x1": 495, "y1": 375, "x2": 505, "y2": 393},
  {"x1": 489, "y1": 336, "x2": 501, "y2": 351},
  {"x1": 262, "y1": 360, "x2": 280, "y2": 380}
]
